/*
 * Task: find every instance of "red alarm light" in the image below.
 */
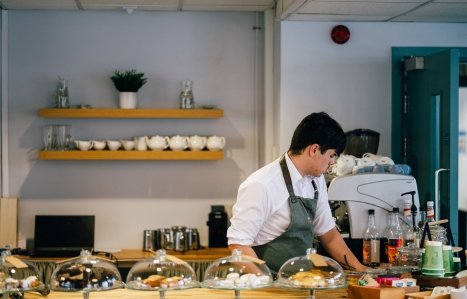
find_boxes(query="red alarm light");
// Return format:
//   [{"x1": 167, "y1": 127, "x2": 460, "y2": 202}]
[{"x1": 331, "y1": 25, "x2": 350, "y2": 44}]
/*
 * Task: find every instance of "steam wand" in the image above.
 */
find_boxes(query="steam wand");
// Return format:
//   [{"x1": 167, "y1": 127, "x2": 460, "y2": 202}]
[{"x1": 401, "y1": 191, "x2": 417, "y2": 229}]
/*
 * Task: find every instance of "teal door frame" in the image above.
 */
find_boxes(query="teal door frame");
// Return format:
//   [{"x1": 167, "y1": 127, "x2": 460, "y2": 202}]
[{"x1": 392, "y1": 47, "x2": 467, "y2": 245}]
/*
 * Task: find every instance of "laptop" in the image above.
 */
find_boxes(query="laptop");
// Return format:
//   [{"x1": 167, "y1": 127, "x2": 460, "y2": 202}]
[{"x1": 30, "y1": 215, "x2": 95, "y2": 257}]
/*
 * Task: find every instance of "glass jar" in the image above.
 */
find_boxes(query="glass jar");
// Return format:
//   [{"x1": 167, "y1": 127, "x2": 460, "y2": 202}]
[
  {"x1": 429, "y1": 226, "x2": 447, "y2": 244},
  {"x1": 395, "y1": 243, "x2": 423, "y2": 269},
  {"x1": 275, "y1": 248, "x2": 347, "y2": 289}
]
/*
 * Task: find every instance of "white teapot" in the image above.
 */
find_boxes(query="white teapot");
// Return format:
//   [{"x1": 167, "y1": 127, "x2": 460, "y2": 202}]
[
  {"x1": 169, "y1": 135, "x2": 189, "y2": 151},
  {"x1": 134, "y1": 136, "x2": 148, "y2": 151},
  {"x1": 75, "y1": 140, "x2": 93, "y2": 151},
  {"x1": 188, "y1": 135, "x2": 207, "y2": 151},
  {"x1": 145, "y1": 135, "x2": 170, "y2": 151},
  {"x1": 206, "y1": 135, "x2": 225, "y2": 151}
]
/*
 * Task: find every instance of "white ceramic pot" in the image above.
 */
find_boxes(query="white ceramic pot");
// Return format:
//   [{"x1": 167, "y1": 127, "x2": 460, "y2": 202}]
[
  {"x1": 145, "y1": 135, "x2": 170, "y2": 151},
  {"x1": 119, "y1": 92, "x2": 137, "y2": 109},
  {"x1": 189, "y1": 135, "x2": 207, "y2": 151},
  {"x1": 206, "y1": 135, "x2": 225, "y2": 151},
  {"x1": 169, "y1": 135, "x2": 189, "y2": 151}
]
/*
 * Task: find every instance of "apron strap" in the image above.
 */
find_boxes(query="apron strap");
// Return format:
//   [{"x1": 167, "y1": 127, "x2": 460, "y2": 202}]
[{"x1": 280, "y1": 154, "x2": 297, "y2": 203}]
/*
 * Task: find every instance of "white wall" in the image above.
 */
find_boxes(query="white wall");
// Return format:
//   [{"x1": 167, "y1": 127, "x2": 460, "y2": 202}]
[
  {"x1": 8, "y1": 10, "x2": 263, "y2": 250},
  {"x1": 279, "y1": 22, "x2": 467, "y2": 158}
]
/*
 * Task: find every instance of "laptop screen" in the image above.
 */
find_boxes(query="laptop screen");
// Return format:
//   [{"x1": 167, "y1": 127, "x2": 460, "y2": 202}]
[{"x1": 34, "y1": 215, "x2": 95, "y2": 250}]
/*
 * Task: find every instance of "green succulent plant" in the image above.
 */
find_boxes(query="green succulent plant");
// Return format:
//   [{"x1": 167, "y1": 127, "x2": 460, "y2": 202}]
[{"x1": 110, "y1": 70, "x2": 148, "y2": 92}]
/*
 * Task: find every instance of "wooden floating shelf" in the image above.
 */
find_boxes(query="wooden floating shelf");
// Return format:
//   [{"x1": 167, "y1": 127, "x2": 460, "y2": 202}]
[
  {"x1": 38, "y1": 108, "x2": 224, "y2": 118},
  {"x1": 38, "y1": 150, "x2": 223, "y2": 160}
]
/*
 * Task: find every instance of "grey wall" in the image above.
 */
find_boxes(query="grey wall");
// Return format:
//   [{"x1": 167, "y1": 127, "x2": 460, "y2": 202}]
[
  {"x1": 278, "y1": 22, "x2": 467, "y2": 157},
  {"x1": 8, "y1": 10, "x2": 263, "y2": 249}
]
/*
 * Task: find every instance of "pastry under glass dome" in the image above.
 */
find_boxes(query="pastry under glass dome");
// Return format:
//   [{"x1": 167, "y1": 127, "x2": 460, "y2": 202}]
[
  {"x1": 0, "y1": 245, "x2": 46, "y2": 297},
  {"x1": 276, "y1": 248, "x2": 347, "y2": 299},
  {"x1": 201, "y1": 249, "x2": 273, "y2": 298},
  {"x1": 49, "y1": 249, "x2": 123, "y2": 298},
  {"x1": 126, "y1": 249, "x2": 198, "y2": 298}
]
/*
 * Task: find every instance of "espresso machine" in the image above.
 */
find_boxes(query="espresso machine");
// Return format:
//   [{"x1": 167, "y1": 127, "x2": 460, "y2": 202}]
[{"x1": 322, "y1": 173, "x2": 420, "y2": 262}]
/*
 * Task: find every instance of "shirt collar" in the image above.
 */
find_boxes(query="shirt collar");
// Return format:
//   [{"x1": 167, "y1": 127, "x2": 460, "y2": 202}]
[{"x1": 285, "y1": 152, "x2": 316, "y2": 185}]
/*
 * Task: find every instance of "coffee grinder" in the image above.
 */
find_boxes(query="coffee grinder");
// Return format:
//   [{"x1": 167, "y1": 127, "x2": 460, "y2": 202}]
[{"x1": 206, "y1": 205, "x2": 228, "y2": 247}]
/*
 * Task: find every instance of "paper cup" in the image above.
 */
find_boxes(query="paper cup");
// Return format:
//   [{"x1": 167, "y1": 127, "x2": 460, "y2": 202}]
[
  {"x1": 443, "y1": 245, "x2": 455, "y2": 276},
  {"x1": 422, "y1": 241, "x2": 444, "y2": 270}
]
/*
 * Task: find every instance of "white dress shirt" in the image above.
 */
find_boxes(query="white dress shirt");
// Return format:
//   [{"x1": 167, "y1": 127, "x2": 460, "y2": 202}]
[{"x1": 227, "y1": 153, "x2": 335, "y2": 247}]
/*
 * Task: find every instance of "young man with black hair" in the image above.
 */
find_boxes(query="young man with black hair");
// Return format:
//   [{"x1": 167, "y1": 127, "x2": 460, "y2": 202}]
[{"x1": 227, "y1": 112, "x2": 366, "y2": 273}]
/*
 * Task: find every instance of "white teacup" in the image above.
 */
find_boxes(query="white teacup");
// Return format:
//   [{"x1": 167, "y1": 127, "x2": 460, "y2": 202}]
[
  {"x1": 336, "y1": 156, "x2": 355, "y2": 176},
  {"x1": 120, "y1": 140, "x2": 135, "y2": 151},
  {"x1": 206, "y1": 135, "x2": 226, "y2": 151},
  {"x1": 106, "y1": 140, "x2": 121, "y2": 151},
  {"x1": 146, "y1": 135, "x2": 170, "y2": 151},
  {"x1": 189, "y1": 135, "x2": 207, "y2": 151},
  {"x1": 91, "y1": 140, "x2": 106, "y2": 150},
  {"x1": 377, "y1": 156, "x2": 395, "y2": 166},
  {"x1": 74, "y1": 140, "x2": 93, "y2": 151},
  {"x1": 357, "y1": 157, "x2": 375, "y2": 167},
  {"x1": 169, "y1": 135, "x2": 190, "y2": 151}
]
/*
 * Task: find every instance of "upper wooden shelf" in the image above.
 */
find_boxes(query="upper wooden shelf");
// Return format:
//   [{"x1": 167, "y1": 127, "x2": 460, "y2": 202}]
[
  {"x1": 38, "y1": 108, "x2": 224, "y2": 118},
  {"x1": 38, "y1": 150, "x2": 223, "y2": 160}
]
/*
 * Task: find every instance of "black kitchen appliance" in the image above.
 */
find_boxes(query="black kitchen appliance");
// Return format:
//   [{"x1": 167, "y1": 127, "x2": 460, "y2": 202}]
[
  {"x1": 343, "y1": 128, "x2": 380, "y2": 158},
  {"x1": 206, "y1": 205, "x2": 228, "y2": 248}
]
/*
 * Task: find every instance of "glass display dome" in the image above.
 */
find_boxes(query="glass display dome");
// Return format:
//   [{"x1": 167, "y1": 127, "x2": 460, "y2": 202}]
[
  {"x1": 276, "y1": 248, "x2": 347, "y2": 299},
  {"x1": 50, "y1": 249, "x2": 123, "y2": 298},
  {"x1": 0, "y1": 246, "x2": 45, "y2": 295},
  {"x1": 126, "y1": 249, "x2": 198, "y2": 296},
  {"x1": 201, "y1": 249, "x2": 273, "y2": 298}
]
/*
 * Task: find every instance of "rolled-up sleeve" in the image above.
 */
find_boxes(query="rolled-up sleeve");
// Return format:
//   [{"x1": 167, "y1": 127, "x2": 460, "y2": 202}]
[{"x1": 227, "y1": 180, "x2": 271, "y2": 246}]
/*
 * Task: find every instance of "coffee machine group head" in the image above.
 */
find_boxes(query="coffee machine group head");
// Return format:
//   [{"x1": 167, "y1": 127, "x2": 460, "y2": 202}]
[{"x1": 206, "y1": 205, "x2": 228, "y2": 248}]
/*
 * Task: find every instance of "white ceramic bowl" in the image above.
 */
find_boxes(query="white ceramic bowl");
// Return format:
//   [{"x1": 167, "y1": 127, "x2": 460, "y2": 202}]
[
  {"x1": 106, "y1": 140, "x2": 121, "y2": 151},
  {"x1": 92, "y1": 140, "x2": 106, "y2": 150}
]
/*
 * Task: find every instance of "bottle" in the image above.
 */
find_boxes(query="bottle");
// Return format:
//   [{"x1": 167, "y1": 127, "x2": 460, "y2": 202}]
[
  {"x1": 363, "y1": 209, "x2": 380, "y2": 267},
  {"x1": 427, "y1": 201, "x2": 435, "y2": 222},
  {"x1": 380, "y1": 210, "x2": 393, "y2": 264},
  {"x1": 403, "y1": 199, "x2": 411, "y2": 219},
  {"x1": 387, "y1": 208, "x2": 404, "y2": 265},
  {"x1": 418, "y1": 206, "x2": 427, "y2": 230}
]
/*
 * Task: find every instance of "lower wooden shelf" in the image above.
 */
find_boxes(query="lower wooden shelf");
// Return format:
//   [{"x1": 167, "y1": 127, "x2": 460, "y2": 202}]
[{"x1": 38, "y1": 150, "x2": 223, "y2": 160}]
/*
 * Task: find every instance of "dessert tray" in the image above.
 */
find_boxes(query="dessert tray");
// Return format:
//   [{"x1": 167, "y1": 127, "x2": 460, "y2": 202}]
[
  {"x1": 125, "y1": 249, "x2": 199, "y2": 298},
  {"x1": 201, "y1": 249, "x2": 273, "y2": 298},
  {"x1": 275, "y1": 248, "x2": 347, "y2": 299},
  {"x1": 0, "y1": 246, "x2": 47, "y2": 298},
  {"x1": 49, "y1": 249, "x2": 123, "y2": 299}
]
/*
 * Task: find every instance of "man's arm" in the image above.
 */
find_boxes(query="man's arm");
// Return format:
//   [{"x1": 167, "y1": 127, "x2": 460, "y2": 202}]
[
  {"x1": 228, "y1": 244, "x2": 258, "y2": 258},
  {"x1": 317, "y1": 227, "x2": 367, "y2": 271}
]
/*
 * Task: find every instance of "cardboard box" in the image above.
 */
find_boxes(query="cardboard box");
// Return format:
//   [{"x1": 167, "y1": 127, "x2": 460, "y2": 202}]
[
  {"x1": 412, "y1": 275, "x2": 467, "y2": 288},
  {"x1": 405, "y1": 291, "x2": 450, "y2": 299},
  {"x1": 0, "y1": 198, "x2": 18, "y2": 248},
  {"x1": 348, "y1": 285, "x2": 406, "y2": 299},
  {"x1": 381, "y1": 284, "x2": 421, "y2": 294}
]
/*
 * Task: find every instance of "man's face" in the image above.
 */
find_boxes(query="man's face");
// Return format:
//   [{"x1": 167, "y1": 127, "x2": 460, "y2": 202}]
[{"x1": 309, "y1": 147, "x2": 338, "y2": 177}]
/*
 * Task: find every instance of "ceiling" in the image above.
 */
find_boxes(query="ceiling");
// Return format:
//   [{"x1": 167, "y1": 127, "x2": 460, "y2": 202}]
[{"x1": 0, "y1": 0, "x2": 466, "y2": 23}]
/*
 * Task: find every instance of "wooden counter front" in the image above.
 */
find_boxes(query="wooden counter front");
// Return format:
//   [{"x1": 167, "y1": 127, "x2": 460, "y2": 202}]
[{"x1": 22, "y1": 287, "x2": 348, "y2": 298}]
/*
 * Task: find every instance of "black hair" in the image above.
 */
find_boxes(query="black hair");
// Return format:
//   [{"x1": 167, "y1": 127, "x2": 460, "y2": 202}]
[{"x1": 288, "y1": 111, "x2": 346, "y2": 156}]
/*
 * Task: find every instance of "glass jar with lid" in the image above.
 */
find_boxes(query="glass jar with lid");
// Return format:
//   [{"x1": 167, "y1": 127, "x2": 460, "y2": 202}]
[
  {"x1": 201, "y1": 249, "x2": 273, "y2": 298},
  {"x1": 276, "y1": 248, "x2": 347, "y2": 299},
  {"x1": 395, "y1": 243, "x2": 423, "y2": 269},
  {"x1": 126, "y1": 249, "x2": 198, "y2": 297},
  {"x1": 0, "y1": 246, "x2": 45, "y2": 295},
  {"x1": 49, "y1": 249, "x2": 123, "y2": 297}
]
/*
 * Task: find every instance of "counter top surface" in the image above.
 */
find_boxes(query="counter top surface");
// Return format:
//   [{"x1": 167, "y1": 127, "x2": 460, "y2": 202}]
[{"x1": 22, "y1": 287, "x2": 348, "y2": 298}]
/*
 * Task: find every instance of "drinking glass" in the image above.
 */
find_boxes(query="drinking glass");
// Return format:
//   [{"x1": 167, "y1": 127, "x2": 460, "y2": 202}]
[
  {"x1": 42, "y1": 125, "x2": 54, "y2": 151},
  {"x1": 53, "y1": 125, "x2": 67, "y2": 151}
]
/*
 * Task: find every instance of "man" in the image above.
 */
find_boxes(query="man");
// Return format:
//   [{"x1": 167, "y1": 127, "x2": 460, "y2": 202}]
[{"x1": 227, "y1": 112, "x2": 366, "y2": 273}]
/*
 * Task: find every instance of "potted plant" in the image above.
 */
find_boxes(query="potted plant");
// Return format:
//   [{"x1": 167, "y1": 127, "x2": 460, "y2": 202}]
[{"x1": 110, "y1": 70, "x2": 147, "y2": 109}]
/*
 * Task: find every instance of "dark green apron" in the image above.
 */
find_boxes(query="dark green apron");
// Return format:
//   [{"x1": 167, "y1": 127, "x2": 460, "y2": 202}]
[{"x1": 252, "y1": 154, "x2": 318, "y2": 273}]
